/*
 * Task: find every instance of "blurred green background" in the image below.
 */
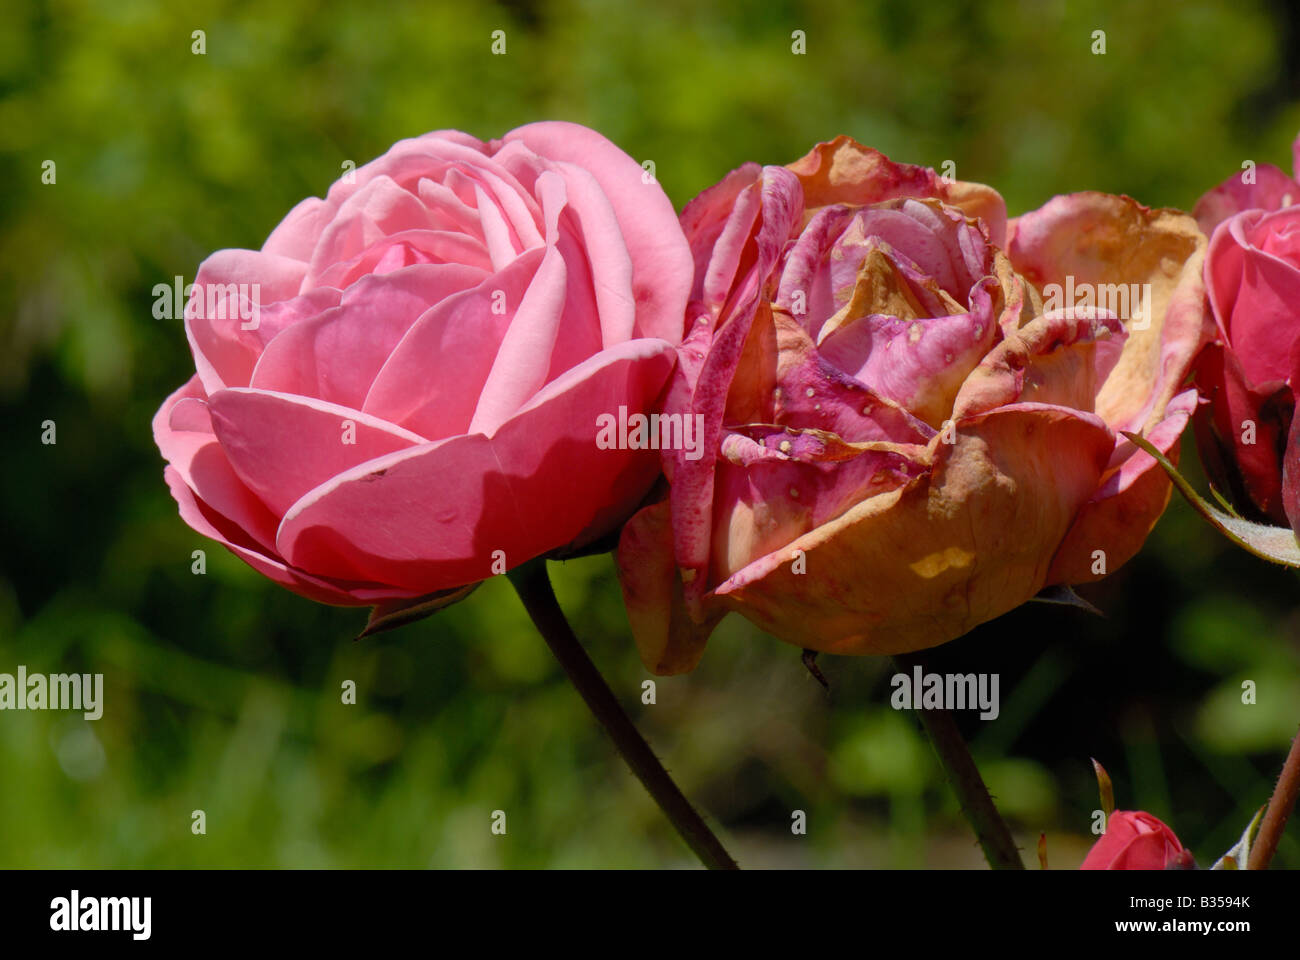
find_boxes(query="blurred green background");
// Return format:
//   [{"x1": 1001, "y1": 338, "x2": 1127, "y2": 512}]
[{"x1": 3, "y1": 0, "x2": 1299, "y2": 868}]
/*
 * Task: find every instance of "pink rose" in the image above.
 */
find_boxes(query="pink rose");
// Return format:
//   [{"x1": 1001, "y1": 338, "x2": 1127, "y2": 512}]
[
  {"x1": 1193, "y1": 132, "x2": 1300, "y2": 237},
  {"x1": 1192, "y1": 134, "x2": 1300, "y2": 530},
  {"x1": 616, "y1": 137, "x2": 1211, "y2": 674},
  {"x1": 154, "y1": 123, "x2": 692, "y2": 611},
  {"x1": 1080, "y1": 810, "x2": 1192, "y2": 870}
]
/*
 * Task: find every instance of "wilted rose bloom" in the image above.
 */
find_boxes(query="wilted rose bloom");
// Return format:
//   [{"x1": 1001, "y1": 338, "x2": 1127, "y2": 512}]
[
  {"x1": 1192, "y1": 133, "x2": 1300, "y2": 530},
  {"x1": 1081, "y1": 810, "x2": 1192, "y2": 870},
  {"x1": 154, "y1": 123, "x2": 692, "y2": 614},
  {"x1": 617, "y1": 137, "x2": 1212, "y2": 673}
]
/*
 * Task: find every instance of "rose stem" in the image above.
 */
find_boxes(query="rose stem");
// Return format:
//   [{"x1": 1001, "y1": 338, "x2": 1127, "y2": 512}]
[
  {"x1": 507, "y1": 557, "x2": 739, "y2": 870},
  {"x1": 1247, "y1": 723, "x2": 1300, "y2": 869},
  {"x1": 892, "y1": 650, "x2": 1024, "y2": 869}
]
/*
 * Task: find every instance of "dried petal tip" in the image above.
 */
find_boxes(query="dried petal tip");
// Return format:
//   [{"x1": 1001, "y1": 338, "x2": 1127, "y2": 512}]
[
  {"x1": 358, "y1": 583, "x2": 479, "y2": 639},
  {"x1": 1091, "y1": 758, "x2": 1115, "y2": 816}
]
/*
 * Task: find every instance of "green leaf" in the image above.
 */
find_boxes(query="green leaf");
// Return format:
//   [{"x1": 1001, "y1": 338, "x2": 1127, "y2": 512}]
[{"x1": 1123, "y1": 432, "x2": 1300, "y2": 567}]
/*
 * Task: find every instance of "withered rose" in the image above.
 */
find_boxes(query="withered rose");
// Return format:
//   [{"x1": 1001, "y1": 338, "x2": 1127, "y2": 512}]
[{"x1": 617, "y1": 137, "x2": 1212, "y2": 673}]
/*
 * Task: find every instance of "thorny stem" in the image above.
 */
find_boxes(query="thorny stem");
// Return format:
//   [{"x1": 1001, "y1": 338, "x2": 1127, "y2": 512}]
[
  {"x1": 893, "y1": 650, "x2": 1025, "y2": 869},
  {"x1": 1247, "y1": 723, "x2": 1300, "y2": 869}
]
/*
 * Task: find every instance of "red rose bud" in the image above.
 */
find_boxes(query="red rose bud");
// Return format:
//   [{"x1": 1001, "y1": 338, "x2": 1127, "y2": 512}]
[{"x1": 1080, "y1": 810, "x2": 1192, "y2": 870}]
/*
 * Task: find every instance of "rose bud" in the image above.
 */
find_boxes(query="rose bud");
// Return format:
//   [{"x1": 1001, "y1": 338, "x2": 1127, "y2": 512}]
[
  {"x1": 154, "y1": 123, "x2": 692, "y2": 616},
  {"x1": 616, "y1": 136, "x2": 1212, "y2": 673},
  {"x1": 1081, "y1": 810, "x2": 1193, "y2": 870}
]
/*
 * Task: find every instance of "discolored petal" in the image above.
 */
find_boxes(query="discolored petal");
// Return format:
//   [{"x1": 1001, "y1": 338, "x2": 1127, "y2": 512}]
[
  {"x1": 1047, "y1": 388, "x2": 1197, "y2": 584},
  {"x1": 615, "y1": 501, "x2": 719, "y2": 676},
  {"x1": 670, "y1": 168, "x2": 805, "y2": 604},
  {"x1": 785, "y1": 135, "x2": 1008, "y2": 245},
  {"x1": 710, "y1": 403, "x2": 1113, "y2": 654},
  {"x1": 953, "y1": 307, "x2": 1127, "y2": 420},
  {"x1": 1007, "y1": 192, "x2": 1213, "y2": 438}
]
